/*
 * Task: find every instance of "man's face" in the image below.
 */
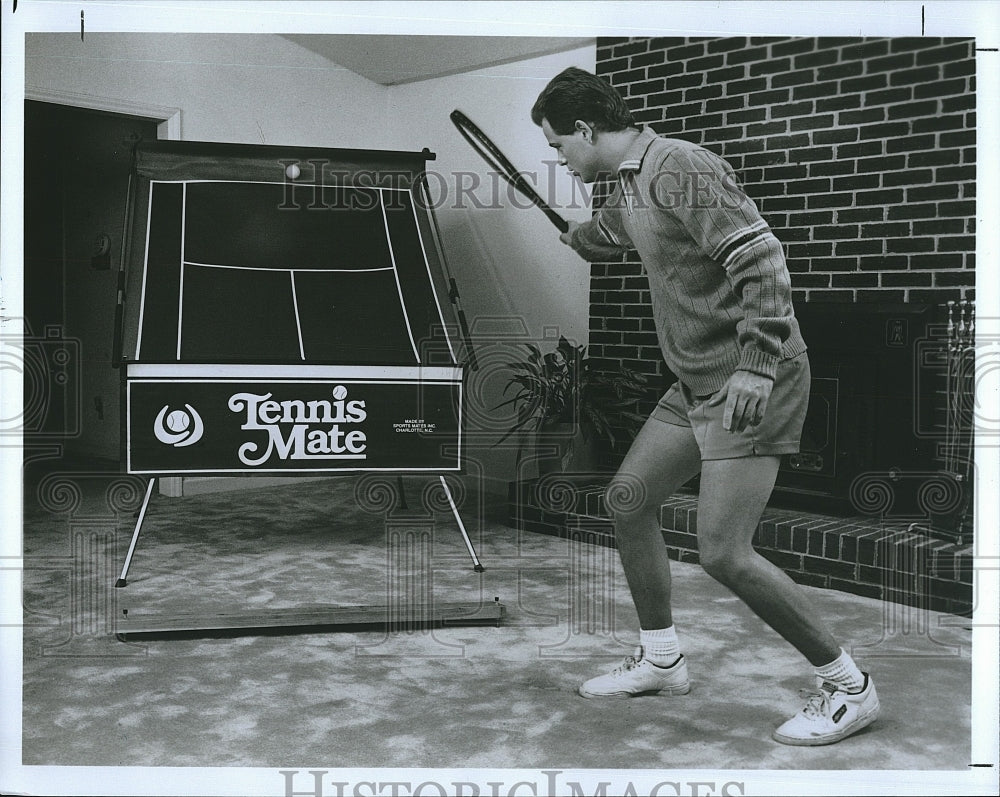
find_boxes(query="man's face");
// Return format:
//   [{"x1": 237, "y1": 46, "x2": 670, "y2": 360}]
[{"x1": 541, "y1": 118, "x2": 599, "y2": 183}]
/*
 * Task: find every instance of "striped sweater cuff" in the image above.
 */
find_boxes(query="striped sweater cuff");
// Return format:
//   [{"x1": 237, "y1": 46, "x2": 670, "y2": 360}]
[
  {"x1": 737, "y1": 347, "x2": 779, "y2": 380},
  {"x1": 570, "y1": 219, "x2": 626, "y2": 261}
]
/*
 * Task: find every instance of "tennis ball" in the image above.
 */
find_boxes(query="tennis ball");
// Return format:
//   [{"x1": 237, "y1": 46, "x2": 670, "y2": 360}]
[
  {"x1": 332, "y1": 385, "x2": 348, "y2": 400},
  {"x1": 285, "y1": 163, "x2": 301, "y2": 180},
  {"x1": 166, "y1": 410, "x2": 190, "y2": 432}
]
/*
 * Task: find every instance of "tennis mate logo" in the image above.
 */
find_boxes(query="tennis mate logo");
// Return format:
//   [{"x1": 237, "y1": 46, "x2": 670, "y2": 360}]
[
  {"x1": 154, "y1": 404, "x2": 205, "y2": 447},
  {"x1": 228, "y1": 385, "x2": 368, "y2": 467}
]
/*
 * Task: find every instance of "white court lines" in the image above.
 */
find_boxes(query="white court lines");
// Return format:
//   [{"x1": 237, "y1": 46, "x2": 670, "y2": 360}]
[
  {"x1": 415, "y1": 177, "x2": 457, "y2": 363},
  {"x1": 136, "y1": 179, "x2": 454, "y2": 364},
  {"x1": 288, "y1": 270, "x2": 305, "y2": 361},
  {"x1": 175, "y1": 182, "x2": 187, "y2": 360},
  {"x1": 134, "y1": 180, "x2": 154, "y2": 359},
  {"x1": 380, "y1": 197, "x2": 420, "y2": 363},
  {"x1": 182, "y1": 262, "x2": 395, "y2": 273}
]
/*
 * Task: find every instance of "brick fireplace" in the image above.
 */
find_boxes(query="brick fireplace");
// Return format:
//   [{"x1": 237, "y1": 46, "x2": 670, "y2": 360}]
[{"x1": 509, "y1": 36, "x2": 976, "y2": 616}]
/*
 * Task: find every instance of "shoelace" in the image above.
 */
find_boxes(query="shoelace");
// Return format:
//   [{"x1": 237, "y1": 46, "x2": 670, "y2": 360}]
[
  {"x1": 612, "y1": 645, "x2": 664, "y2": 676},
  {"x1": 613, "y1": 655, "x2": 642, "y2": 675},
  {"x1": 797, "y1": 688, "x2": 833, "y2": 720}
]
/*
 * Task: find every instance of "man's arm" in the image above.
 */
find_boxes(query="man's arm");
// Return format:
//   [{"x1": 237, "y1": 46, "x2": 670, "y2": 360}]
[{"x1": 559, "y1": 198, "x2": 631, "y2": 262}]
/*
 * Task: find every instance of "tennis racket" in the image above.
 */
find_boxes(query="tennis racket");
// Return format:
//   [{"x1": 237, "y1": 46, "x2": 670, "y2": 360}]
[{"x1": 449, "y1": 109, "x2": 569, "y2": 234}]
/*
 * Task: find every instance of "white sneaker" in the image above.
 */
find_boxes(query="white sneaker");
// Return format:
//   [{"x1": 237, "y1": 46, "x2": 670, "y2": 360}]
[
  {"x1": 578, "y1": 647, "x2": 690, "y2": 698},
  {"x1": 773, "y1": 673, "x2": 880, "y2": 746}
]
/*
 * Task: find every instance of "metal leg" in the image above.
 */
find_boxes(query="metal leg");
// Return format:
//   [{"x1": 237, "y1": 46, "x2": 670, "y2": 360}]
[
  {"x1": 112, "y1": 475, "x2": 502, "y2": 637},
  {"x1": 115, "y1": 478, "x2": 156, "y2": 588},
  {"x1": 439, "y1": 475, "x2": 484, "y2": 572}
]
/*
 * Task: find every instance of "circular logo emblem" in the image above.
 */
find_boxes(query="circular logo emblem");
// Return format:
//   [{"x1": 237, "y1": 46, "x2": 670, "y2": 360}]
[{"x1": 153, "y1": 404, "x2": 204, "y2": 447}]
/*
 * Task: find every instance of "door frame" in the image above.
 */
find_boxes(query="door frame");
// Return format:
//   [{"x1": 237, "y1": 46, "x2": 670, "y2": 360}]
[
  {"x1": 24, "y1": 88, "x2": 182, "y2": 140},
  {"x1": 23, "y1": 93, "x2": 335, "y2": 498},
  {"x1": 25, "y1": 90, "x2": 185, "y2": 496}
]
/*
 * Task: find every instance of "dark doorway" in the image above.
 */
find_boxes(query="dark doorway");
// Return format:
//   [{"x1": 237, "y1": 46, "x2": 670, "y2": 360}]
[{"x1": 24, "y1": 101, "x2": 161, "y2": 464}]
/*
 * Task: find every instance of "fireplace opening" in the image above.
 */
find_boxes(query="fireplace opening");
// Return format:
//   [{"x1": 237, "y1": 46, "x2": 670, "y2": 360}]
[{"x1": 773, "y1": 302, "x2": 970, "y2": 539}]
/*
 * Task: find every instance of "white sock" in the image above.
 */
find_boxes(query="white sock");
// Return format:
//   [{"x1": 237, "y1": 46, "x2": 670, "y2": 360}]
[
  {"x1": 815, "y1": 648, "x2": 865, "y2": 692},
  {"x1": 640, "y1": 626, "x2": 680, "y2": 667}
]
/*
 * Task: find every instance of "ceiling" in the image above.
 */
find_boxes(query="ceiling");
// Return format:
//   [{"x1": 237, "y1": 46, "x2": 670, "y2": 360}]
[{"x1": 281, "y1": 34, "x2": 595, "y2": 85}]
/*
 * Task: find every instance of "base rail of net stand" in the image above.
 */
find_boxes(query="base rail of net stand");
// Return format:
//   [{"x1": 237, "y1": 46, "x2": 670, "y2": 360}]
[
  {"x1": 114, "y1": 599, "x2": 506, "y2": 640},
  {"x1": 113, "y1": 472, "x2": 493, "y2": 638}
]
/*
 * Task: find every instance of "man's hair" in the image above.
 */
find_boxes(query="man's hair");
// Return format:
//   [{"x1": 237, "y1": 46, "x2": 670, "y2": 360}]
[{"x1": 530, "y1": 67, "x2": 636, "y2": 135}]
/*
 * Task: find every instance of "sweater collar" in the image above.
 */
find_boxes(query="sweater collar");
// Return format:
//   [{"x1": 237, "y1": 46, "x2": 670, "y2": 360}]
[{"x1": 617, "y1": 127, "x2": 660, "y2": 175}]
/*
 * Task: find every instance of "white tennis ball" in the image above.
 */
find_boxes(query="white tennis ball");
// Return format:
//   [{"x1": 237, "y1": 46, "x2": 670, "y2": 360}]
[
  {"x1": 285, "y1": 163, "x2": 301, "y2": 180},
  {"x1": 166, "y1": 410, "x2": 190, "y2": 432},
  {"x1": 332, "y1": 385, "x2": 348, "y2": 400}
]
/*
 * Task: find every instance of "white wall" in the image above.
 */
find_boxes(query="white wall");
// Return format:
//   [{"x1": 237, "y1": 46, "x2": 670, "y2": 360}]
[
  {"x1": 24, "y1": 33, "x2": 597, "y2": 494},
  {"x1": 385, "y1": 45, "x2": 597, "y2": 346},
  {"x1": 382, "y1": 45, "x2": 599, "y2": 491},
  {"x1": 25, "y1": 33, "x2": 393, "y2": 148}
]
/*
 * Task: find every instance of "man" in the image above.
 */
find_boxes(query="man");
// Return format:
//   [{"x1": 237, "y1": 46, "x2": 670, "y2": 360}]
[{"x1": 531, "y1": 67, "x2": 879, "y2": 746}]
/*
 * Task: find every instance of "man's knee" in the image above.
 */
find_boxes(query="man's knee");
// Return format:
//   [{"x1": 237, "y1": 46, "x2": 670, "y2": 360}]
[{"x1": 699, "y1": 545, "x2": 751, "y2": 584}]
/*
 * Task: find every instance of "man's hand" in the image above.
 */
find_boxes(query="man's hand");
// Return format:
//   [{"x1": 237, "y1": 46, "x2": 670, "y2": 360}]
[
  {"x1": 559, "y1": 220, "x2": 579, "y2": 246},
  {"x1": 707, "y1": 370, "x2": 774, "y2": 432}
]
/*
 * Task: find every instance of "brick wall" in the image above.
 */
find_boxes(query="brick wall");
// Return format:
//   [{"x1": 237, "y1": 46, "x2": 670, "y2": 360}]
[
  {"x1": 508, "y1": 480, "x2": 973, "y2": 616},
  {"x1": 595, "y1": 36, "x2": 975, "y2": 303},
  {"x1": 587, "y1": 36, "x2": 976, "y2": 461}
]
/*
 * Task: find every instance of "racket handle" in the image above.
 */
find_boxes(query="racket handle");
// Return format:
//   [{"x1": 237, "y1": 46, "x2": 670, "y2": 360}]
[
  {"x1": 510, "y1": 172, "x2": 568, "y2": 232},
  {"x1": 545, "y1": 208, "x2": 569, "y2": 234}
]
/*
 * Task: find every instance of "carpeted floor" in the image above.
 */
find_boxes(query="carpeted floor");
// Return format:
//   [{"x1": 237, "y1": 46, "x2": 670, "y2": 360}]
[{"x1": 20, "y1": 469, "x2": 973, "y2": 772}]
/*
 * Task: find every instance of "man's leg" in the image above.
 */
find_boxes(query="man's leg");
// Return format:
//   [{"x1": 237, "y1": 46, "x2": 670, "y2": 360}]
[
  {"x1": 576, "y1": 415, "x2": 702, "y2": 699},
  {"x1": 695, "y1": 455, "x2": 839, "y2": 664},
  {"x1": 608, "y1": 415, "x2": 702, "y2": 630},
  {"x1": 696, "y1": 455, "x2": 880, "y2": 744}
]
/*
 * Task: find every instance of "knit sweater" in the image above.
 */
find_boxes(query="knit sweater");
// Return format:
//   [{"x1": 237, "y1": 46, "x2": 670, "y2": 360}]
[{"x1": 569, "y1": 128, "x2": 807, "y2": 396}]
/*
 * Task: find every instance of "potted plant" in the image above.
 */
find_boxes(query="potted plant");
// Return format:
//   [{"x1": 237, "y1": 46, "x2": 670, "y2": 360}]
[{"x1": 494, "y1": 336, "x2": 649, "y2": 476}]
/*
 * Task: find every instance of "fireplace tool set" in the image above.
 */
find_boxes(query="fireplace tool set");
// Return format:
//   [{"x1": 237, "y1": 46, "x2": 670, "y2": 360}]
[{"x1": 912, "y1": 300, "x2": 976, "y2": 545}]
